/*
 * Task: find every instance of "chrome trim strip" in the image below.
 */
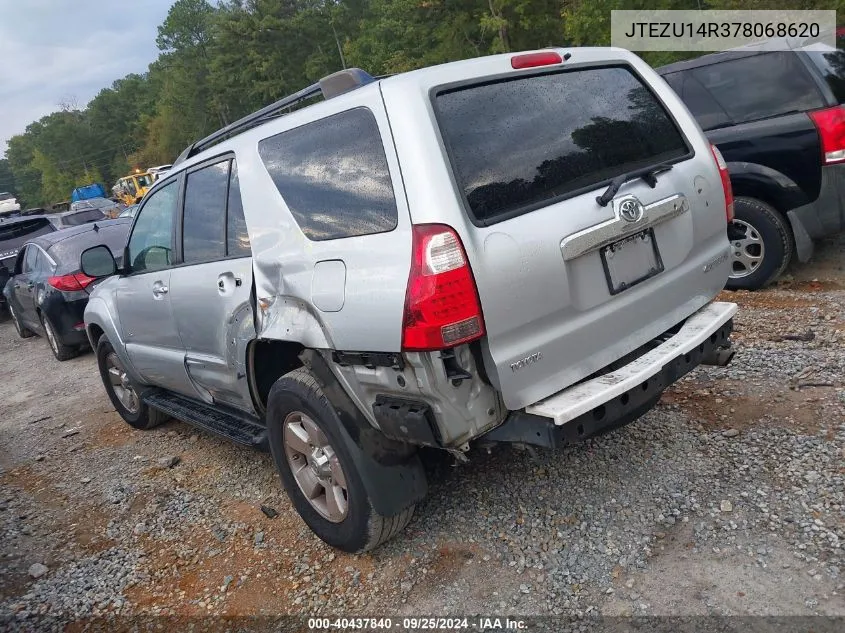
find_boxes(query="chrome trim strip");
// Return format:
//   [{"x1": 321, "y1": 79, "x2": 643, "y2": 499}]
[{"x1": 560, "y1": 194, "x2": 688, "y2": 261}]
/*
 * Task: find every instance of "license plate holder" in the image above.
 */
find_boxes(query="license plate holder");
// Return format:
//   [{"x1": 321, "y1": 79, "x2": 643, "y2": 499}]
[{"x1": 600, "y1": 229, "x2": 664, "y2": 295}]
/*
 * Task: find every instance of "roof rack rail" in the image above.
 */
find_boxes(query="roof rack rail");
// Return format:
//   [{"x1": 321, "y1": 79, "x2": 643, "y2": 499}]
[{"x1": 172, "y1": 68, "x2": 376, "y2": 167}]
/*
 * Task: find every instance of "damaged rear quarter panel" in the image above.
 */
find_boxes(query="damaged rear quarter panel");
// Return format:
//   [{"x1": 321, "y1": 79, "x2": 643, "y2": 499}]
[
  {"x1": 332, "y1": 345, "x2": 506, "y2": 447},
  {"x1": 231, "y1": 88, "x2": 413, "y2": 353}
]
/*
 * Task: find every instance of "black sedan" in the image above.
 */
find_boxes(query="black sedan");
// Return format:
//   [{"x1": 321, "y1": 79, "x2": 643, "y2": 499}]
[{"x1": 2, "y1": 219, "x2": 130, "y2": 360}]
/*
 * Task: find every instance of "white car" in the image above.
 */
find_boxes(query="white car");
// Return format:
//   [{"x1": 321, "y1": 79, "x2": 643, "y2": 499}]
[
  {"x1": 0, "y1": 192, "x2": 22, "y2": 215},
  {"x1": 147, "y1": 165, "x2": 172, "y2": 181}
]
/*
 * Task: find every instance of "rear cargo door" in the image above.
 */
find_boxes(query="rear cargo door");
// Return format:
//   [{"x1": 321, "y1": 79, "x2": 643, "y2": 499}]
[{"x1": 428, "y1": 61, "x2": 728, "y2": 410}]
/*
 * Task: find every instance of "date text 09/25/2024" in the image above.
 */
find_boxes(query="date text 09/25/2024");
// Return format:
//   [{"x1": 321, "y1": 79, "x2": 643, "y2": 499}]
[{"x1": 308, "y1": 617, "x2": 529, "y2": 631}]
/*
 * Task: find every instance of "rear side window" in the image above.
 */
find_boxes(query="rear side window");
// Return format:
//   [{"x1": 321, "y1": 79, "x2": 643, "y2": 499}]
[
  {"x1": 806, "y1": 49, "x2": 845, "y2": 104},
  {"x1": 183, "y1": 161, "x2": 228, "y2": 263},
  {"x1": 663, "y1": 71, "x2": 731, "y2": 131},
  {"x1": 23, "y1": 245, "x2": 38, "y2": 273},
  {"x1": 227, "y1": 161, "x2": 251, "y2": 257},
  {"x1": 690, "y1": 52, "x2": 824, "y2": 124},
  {"x1": 435, "y1": 66, "x2": 689, "y2": 224},
  {"x1": 258, "y1": 108, "x2": 398, "y2": 241}
]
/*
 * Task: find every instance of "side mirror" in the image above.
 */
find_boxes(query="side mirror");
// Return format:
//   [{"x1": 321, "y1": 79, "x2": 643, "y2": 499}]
[{"x1": 80, "y1": 245, "x2": 117, "y2": 278}]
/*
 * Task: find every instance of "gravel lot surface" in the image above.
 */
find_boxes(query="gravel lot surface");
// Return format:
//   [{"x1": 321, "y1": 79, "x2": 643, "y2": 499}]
[{"x1": 0, "y1": 235, "x2": 843, "y2": 631}]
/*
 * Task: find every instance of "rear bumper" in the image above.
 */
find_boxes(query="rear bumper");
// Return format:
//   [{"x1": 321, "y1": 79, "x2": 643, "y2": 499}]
[
  {"x1": 483, "y1": 301, "x2": 737, "y2": 447},
  {"x1": 42, "y1": 296, "x2": 89, "y2": 347}
]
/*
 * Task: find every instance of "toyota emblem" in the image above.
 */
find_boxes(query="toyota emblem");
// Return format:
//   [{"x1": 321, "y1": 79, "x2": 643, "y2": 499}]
[{"x1": 617, "y1": 197, "x2": 645, "y2": 223}]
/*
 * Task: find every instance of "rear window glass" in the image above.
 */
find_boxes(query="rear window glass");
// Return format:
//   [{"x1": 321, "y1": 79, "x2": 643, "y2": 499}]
[
  {"x1": 258, "y1": 107, "x2": 397, "y2": 241},
  {"x1": 662, "y1": 71, "x2": 732, "y2": 131},
  {"x1": 806, "y1": 48, "x2": 845, "y2": 104},
  {"x1": 0, "y1": 219, "x2": 55, "y2": 260},
  {"x1": 49, "y1": 224, "x2": 130, "y2": 271},
  {"x1": 435, "y1": 66, "x2": 690, "y2": 224},
  {"x1": 63, "y1": 209, "x2": 105, "y2": 226},
  {"x1": 690, "y1": 52, "x2": 824, "y2": 124}
]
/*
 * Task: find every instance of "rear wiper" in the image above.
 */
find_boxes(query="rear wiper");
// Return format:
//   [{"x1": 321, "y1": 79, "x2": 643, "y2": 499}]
[{"x1": 596, "y1": 163, "x2": 674, "y2": 207}]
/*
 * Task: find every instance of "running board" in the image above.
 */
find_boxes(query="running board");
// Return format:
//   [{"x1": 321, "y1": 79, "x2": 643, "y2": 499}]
[{"x1": 142, "y1": 390, "x2": 268, "y2": 451}]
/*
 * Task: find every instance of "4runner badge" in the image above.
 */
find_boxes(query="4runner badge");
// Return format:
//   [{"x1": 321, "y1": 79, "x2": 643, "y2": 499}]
[
  {"x1": 617, "y1": 197, "x2": 645, "y2": 223},
  {"x1": 510, "y1": 352, "x2": 542, "y2": 373}
]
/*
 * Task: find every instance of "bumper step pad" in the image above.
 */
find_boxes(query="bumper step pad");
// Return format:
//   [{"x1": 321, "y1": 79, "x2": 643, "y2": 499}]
[{"x1": 484, "y1": 302, "x2": 737, "y2": 449}]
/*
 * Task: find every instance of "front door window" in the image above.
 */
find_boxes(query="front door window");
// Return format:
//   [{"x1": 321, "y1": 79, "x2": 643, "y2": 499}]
[{"x1": 126, "y1": 181, "x2": 178, "y2": 274}]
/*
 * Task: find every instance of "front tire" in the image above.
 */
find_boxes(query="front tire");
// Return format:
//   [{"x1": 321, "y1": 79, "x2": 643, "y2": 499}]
[
  {"x1": 41, "y1": 313, "x2": 78, "y2": 361},
  {"x1": 96, "y1": 335, "x2": 167, "y2": 430},
  {"x1": 266, "y1": 368, "x2": 415, "y2": 553},
  {"x1": 726, "y1": 197, "x2": 794, "y2": 291}
]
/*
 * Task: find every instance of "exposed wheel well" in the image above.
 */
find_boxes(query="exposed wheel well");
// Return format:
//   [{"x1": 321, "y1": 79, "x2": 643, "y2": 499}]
[
  {"x1": 729, "y1": 184, "x2": 791, "y2": 224},
  {"x1": 87, "y1": 323, "x2": 105, "y2": 347},
  {"x1": 248, "y1": 339, "x2": 304, "y2": 414}
]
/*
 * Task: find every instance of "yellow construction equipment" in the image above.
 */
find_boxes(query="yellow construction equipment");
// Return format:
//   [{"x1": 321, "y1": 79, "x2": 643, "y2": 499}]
[{"x1": 113, "y1": 171, "x2": 154, "y2": 206}]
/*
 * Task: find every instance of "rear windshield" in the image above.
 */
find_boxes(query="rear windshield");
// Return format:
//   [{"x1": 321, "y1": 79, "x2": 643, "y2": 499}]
[
  {"x1": 0, "y1": 219, "x2": 54, "y2": 261},
  {"x1": 686, "y1": 52, "x2": 824, "y2": 125},
  {"x1": 806, "y1": 48, "x2": 845, "y2": 104},
  {"x1": 434, "y1": 66, "x2": 689, "y2": 224},
  {"x1": 49, "y1": 223, "x2": 130, "y2": 271},
  {"x1": 63, "y1": 209, "x2": 105, "y2": 226}
]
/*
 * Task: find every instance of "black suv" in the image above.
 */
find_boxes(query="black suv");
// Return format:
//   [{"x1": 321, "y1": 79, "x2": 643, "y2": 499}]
[
  {"x1": 0, "y1": 216, "x2": 57, "y2": 313},
  {"x1": 659, "y1": 44, "x2": 845, "y2": 289}
]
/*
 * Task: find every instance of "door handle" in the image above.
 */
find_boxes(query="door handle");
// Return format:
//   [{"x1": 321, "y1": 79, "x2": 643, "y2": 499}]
[
  {"x1": 26, "y1": 282, "x2": 35, "y2": 290},
  {"x1": 152, "y1": 283, "x2": 169, "y2": 298}
]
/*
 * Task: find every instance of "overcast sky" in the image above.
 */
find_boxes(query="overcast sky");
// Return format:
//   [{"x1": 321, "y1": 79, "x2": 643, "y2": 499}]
[{"x1": 0, "y1": 0, "x2": 175, "y2": 155}]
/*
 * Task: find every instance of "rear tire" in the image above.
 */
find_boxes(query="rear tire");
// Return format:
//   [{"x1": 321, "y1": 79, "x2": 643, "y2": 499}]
[
  {"x1": 9, "y1": 304, "x2": 34, "y2": 338},
  {"x1": 96, "y1": 335, "x2": 167, "y2": 430},
  {"x1": 726, "y1": 197, "x2": 794, "y2": 291},
  {"x1": 41, "y1": 314, "x2": 78, "y2": 361},
  {"x1": 266, "y1": 368, "x2": 415, "y2": 553}
]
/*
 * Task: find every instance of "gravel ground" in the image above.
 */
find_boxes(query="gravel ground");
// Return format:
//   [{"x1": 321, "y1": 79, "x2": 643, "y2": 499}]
[{"x1": 0, "y1": 235, "x2": 843, "y2": 630}]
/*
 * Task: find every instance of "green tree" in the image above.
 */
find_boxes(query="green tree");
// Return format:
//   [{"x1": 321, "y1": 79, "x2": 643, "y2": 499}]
[{"x1": 0, "y1": 160, "x2": 16, "y2": 197}]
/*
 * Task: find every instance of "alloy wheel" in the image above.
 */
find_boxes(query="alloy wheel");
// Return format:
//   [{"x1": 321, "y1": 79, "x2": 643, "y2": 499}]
[
  {"x1": 43, "y1": 318, "x2": 59, "y2": 355},
  {"x1": 9, "y1": 306, "x2": 22, "y2": 335},
  {"x1": 283, "y1": 411, "x2": 349, "y2": 523},
  {"x1": 729, "y1": 219, "x2": 766, "y2": 279},
  {"x1": 105, "y1": 352, "x2": 140, "y2": 414}
]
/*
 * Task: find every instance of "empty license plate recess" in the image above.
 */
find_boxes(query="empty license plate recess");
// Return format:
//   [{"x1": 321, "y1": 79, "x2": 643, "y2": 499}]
[{"x1": 600, "y1": 229, "x2": 663, "y2": 295}]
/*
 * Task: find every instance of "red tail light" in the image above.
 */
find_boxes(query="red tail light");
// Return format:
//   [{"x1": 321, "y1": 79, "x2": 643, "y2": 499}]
[
  {"x1": 809, "y1": 105, "x2": 845, "y2": 165},
  {"x1": 511, "y1": 51, "x2": 563, "y2": 69},
  {"x1": 48, "y1": 272, "x2": 96, "y2": 292},
  {"x1": 402, "y1": 224, "x2": 485, "y2": 351},
  {"x1": 711, "y1": 144, "x2": 734, "y2": 222}
]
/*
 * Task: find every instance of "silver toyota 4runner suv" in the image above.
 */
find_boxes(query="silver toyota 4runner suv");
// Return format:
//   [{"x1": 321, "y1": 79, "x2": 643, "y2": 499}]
[{"x1": 80, "y1": 47, "x2": 738, "y2": 552}]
